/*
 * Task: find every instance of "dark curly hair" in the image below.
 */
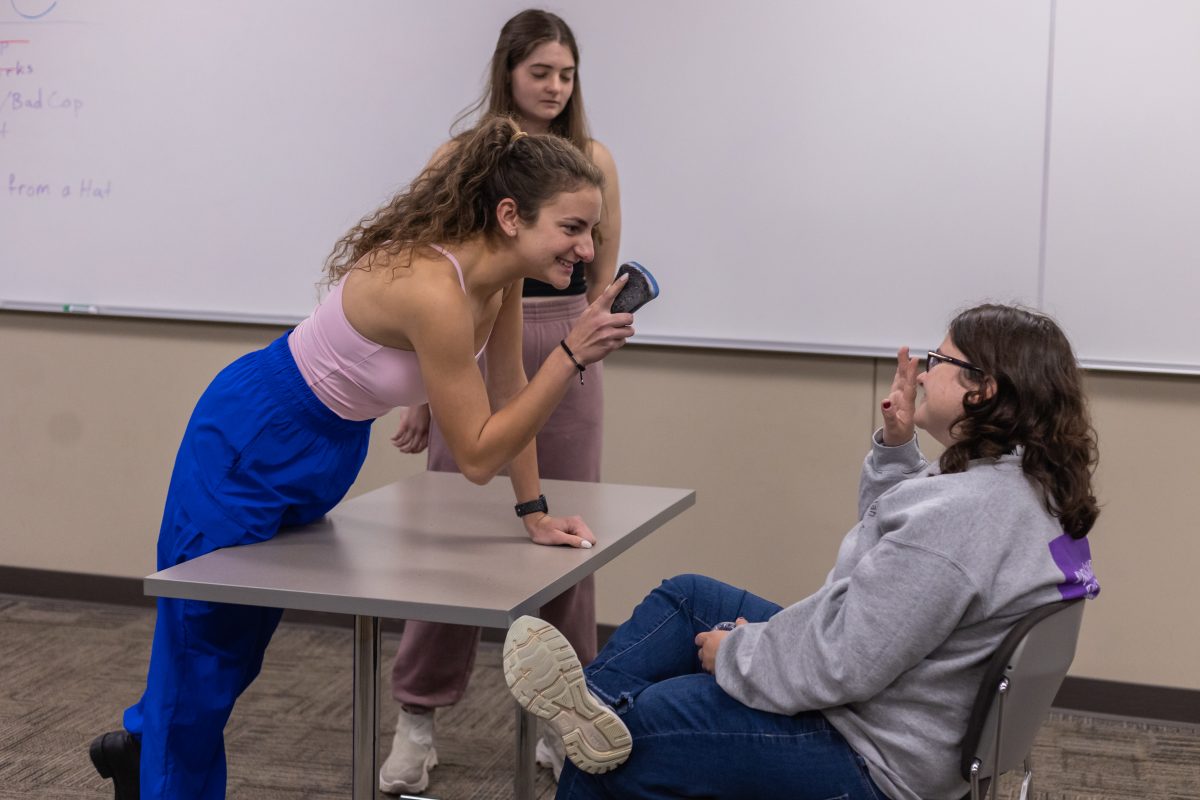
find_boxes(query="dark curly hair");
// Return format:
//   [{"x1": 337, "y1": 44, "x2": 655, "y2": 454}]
[
  {"x1": 323, "y1": 115, "x2": 603, "y2": 284},
  {"x1": 939, "y1": 304, "x2": 1099, "y2": 538}
]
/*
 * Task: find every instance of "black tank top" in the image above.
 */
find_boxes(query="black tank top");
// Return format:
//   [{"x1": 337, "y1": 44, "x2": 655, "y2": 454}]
[{"x1": 523, "y1": 262, "x2": 587, "y2": 297}]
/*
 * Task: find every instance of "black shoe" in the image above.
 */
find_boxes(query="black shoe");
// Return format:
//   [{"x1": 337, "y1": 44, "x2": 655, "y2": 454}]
[{"x1": 89, "y1": 730, "x2": 141, "y2": 800}]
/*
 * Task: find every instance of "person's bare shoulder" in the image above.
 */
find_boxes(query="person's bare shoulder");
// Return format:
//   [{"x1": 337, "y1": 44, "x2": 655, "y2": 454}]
[
  {"x1": 587, "y1": 139, "x2": 617, "y2": 174},
  {"x1": 343, "y1": 247, "x2": 469, "y2": 348}
]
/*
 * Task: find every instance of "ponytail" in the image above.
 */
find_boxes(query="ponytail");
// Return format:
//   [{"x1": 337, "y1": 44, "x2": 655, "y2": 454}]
[{"x1": 324, "y1": 116, "x2": 603, "y2": 285}]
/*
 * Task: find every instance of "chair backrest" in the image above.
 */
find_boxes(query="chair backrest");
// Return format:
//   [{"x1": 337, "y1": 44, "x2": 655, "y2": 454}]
[{"x1": 960, "y1": 598, "x2": 1086, "y2": 782}]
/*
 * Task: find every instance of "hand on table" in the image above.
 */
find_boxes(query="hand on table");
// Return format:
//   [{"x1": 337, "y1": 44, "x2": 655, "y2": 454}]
[{"x1": 523, "y1": 512, "x2": 597, "y2": 550}]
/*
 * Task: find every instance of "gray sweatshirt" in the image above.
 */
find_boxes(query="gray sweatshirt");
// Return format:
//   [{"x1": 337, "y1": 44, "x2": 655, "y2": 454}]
[{"x1": 715, "y1": 433, "x2": 1099, "y2": 800}]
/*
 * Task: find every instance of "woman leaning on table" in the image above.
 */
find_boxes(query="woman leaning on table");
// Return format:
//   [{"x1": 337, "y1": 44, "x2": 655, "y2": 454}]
[
  {"x1": 382, "y1": 9, "x2": 621, "y2": 794},
  {"x1": 87, "y1": 115, "x2": 634, "y2": 800}
]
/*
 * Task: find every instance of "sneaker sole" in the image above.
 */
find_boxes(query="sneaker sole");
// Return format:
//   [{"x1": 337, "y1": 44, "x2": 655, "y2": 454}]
[
  {"x1": 503, "y1": 616, "x2": 632, "y2": 774},
  {"x1": 378, "y1": 748, "x2": 438, "y2": 794}
]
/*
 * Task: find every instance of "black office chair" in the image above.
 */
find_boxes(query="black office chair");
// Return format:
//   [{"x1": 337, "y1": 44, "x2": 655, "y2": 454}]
[{"x1": 960, "y1": 598, "x2": 1086, "y2": 800}]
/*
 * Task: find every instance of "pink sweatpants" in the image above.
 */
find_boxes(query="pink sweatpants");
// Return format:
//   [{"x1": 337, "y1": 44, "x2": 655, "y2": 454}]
[{"x1": 390, "y1": 294, "x2": 603, "y2": 709}]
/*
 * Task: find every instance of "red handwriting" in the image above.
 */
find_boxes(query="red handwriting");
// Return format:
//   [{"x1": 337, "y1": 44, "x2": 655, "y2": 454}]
[{"x1": 0, "y1": 39, "x2": 32, "y2": 57}]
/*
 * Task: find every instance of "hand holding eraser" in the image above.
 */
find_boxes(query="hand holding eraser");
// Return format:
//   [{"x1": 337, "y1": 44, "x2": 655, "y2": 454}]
[{"x1": 610, "y1": 261, "x2": 660, "y2": 314}]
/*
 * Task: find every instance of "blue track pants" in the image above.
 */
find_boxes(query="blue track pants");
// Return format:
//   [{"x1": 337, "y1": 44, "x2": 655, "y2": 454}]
[{"x1": 122, "y1": 333, "x2": 372, "y2": 799}]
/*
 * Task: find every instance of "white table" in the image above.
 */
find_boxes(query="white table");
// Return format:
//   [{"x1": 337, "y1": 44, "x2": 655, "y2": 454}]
[{"x1": 145, "y1": 471, "x2": 694, "y2": 799}]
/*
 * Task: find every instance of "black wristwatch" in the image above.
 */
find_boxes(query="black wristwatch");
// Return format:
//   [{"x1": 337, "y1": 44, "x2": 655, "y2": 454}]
[{"x1": 514, "y1": 494, "x2": 548, "y2": 518}]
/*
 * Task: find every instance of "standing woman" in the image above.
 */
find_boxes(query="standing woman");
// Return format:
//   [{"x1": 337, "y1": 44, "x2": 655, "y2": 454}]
[
  {"x1": 383, "y1": 9, "x2": 620, "y2": 793},
  {"x1": 87, "y1": 116, "x2": 633, "y2": 800}
]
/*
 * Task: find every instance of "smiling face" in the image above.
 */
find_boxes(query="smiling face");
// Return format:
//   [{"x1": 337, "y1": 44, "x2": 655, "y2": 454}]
[
  {"x1": 515, "y1": 187, "x2": 600, "y2": 288},
  {"x1": 914, "y1": 335, "x2": 983, "y2": 448},
  {"x1": 509, "y1": 41, "x2": 576, "y2": 131}
]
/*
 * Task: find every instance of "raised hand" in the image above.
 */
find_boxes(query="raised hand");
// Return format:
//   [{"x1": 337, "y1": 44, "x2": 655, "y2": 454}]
[{"x1": 881, "y1": 346, "x2": 920, "y2": 446}]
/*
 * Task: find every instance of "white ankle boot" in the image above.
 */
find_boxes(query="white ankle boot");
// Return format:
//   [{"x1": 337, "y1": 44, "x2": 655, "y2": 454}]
[{"x1": 379, "y1": 707, "x2": 438, "y2": 794}]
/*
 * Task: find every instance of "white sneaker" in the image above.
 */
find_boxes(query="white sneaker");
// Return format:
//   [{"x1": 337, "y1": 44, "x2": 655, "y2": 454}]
[
  {"x1": 535, "y1": 725, "x2": 567, "y2": 781},
  {"x1": 504, "y1": 616, "x2": 632, "y2": 775},
  {"x1": 379, "y1": 707, "x2": 438, "y2": 794}
]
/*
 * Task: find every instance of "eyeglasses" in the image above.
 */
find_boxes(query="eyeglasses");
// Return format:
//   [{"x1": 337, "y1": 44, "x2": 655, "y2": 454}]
[{"x1": 926, "y1": 350, "x2": 983, "y2": 374}]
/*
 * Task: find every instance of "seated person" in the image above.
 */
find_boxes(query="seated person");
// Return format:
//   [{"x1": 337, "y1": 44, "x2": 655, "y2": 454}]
[{"x1": 501, "y1": 303, "x2": 1101, "y2": 800}]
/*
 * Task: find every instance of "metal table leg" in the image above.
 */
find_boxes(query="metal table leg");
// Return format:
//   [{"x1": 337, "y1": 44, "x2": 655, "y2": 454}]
[
  {"x1": 353, "y1": 615, "x2": 381, "y2": 800},
  {"x1": 515, "y1": 704, "x2": 536, "y2": 799}
]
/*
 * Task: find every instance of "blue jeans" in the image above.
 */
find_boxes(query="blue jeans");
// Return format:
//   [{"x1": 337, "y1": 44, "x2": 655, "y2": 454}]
[{"x1": 557, "y1": 574, "x2": 889, "y2": 800}]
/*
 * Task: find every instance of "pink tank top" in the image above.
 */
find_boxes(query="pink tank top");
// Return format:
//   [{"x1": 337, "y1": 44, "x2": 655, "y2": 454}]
[{"x1": 288, "y1": 246, "x2": 484, "y2": 421}]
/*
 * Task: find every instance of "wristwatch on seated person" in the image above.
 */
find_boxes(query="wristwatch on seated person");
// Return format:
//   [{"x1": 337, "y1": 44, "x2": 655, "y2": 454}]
[{"x1": 514, "y1": 494, "x2": 548, "y2": 518}]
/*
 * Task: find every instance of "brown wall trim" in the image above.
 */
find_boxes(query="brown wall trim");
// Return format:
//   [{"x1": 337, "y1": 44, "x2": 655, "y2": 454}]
[
  {"x1": 2, "y1": 565, "x2": 155, "y2": 608},
  {"x1": 4, "y1": 566, "x2": 1197, "y2": 726},
  {"x1": 1052, "y1": 676, "x2": 1200, "y2": 726}
]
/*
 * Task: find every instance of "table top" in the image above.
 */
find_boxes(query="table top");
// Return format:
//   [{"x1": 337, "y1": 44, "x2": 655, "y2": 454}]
[{"x1": 144, "y1": 472, "x2": 694, "y2": 628}]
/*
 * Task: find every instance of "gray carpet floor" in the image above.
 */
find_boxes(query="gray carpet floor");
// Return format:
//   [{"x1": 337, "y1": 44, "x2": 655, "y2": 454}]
[{"x1": 1, "y1": 593, "x2": 1197, "y2": 799}]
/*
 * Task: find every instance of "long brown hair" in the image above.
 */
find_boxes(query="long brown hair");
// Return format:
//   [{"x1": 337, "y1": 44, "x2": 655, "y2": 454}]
[
  {"x1": 454, "y1": 9, "x2": 591, "y2": 153},
  {"x1": 323, "y1": 116, "x2": 603, "y2": 285},
  {"x1": 939, "y1": 304, "x2": 1100, "y2": 538}
]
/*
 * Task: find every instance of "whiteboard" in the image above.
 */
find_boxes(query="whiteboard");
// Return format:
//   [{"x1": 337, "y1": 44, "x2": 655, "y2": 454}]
[
  {"x1": 575, "y1": 0, "x2": 1051, "y2": 357},
  {"x1": 1, "y1": 0, "x2": 518, "y2": 323},
  {"x1": 1, "y1": 1, "x2": 1194, "y2": 373},
  {"x1": 1041, "y1": 0, "x2": 1200, "y2": 373}
]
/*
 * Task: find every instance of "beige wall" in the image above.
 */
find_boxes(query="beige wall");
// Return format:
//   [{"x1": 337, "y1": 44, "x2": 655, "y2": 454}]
[{"x1": 2, "y1": 312, "x2": 1196, "y2": 691}]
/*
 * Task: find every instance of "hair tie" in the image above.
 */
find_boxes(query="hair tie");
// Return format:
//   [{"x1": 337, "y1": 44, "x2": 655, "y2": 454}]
[{"x1": 510, "y1": 130, "x2": 528, "y2": 144}]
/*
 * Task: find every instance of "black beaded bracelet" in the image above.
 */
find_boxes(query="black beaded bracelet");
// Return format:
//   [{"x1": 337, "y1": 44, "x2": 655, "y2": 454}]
[{"x1": 559, "y1": 339, "x2": 586, "y2": 384}]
